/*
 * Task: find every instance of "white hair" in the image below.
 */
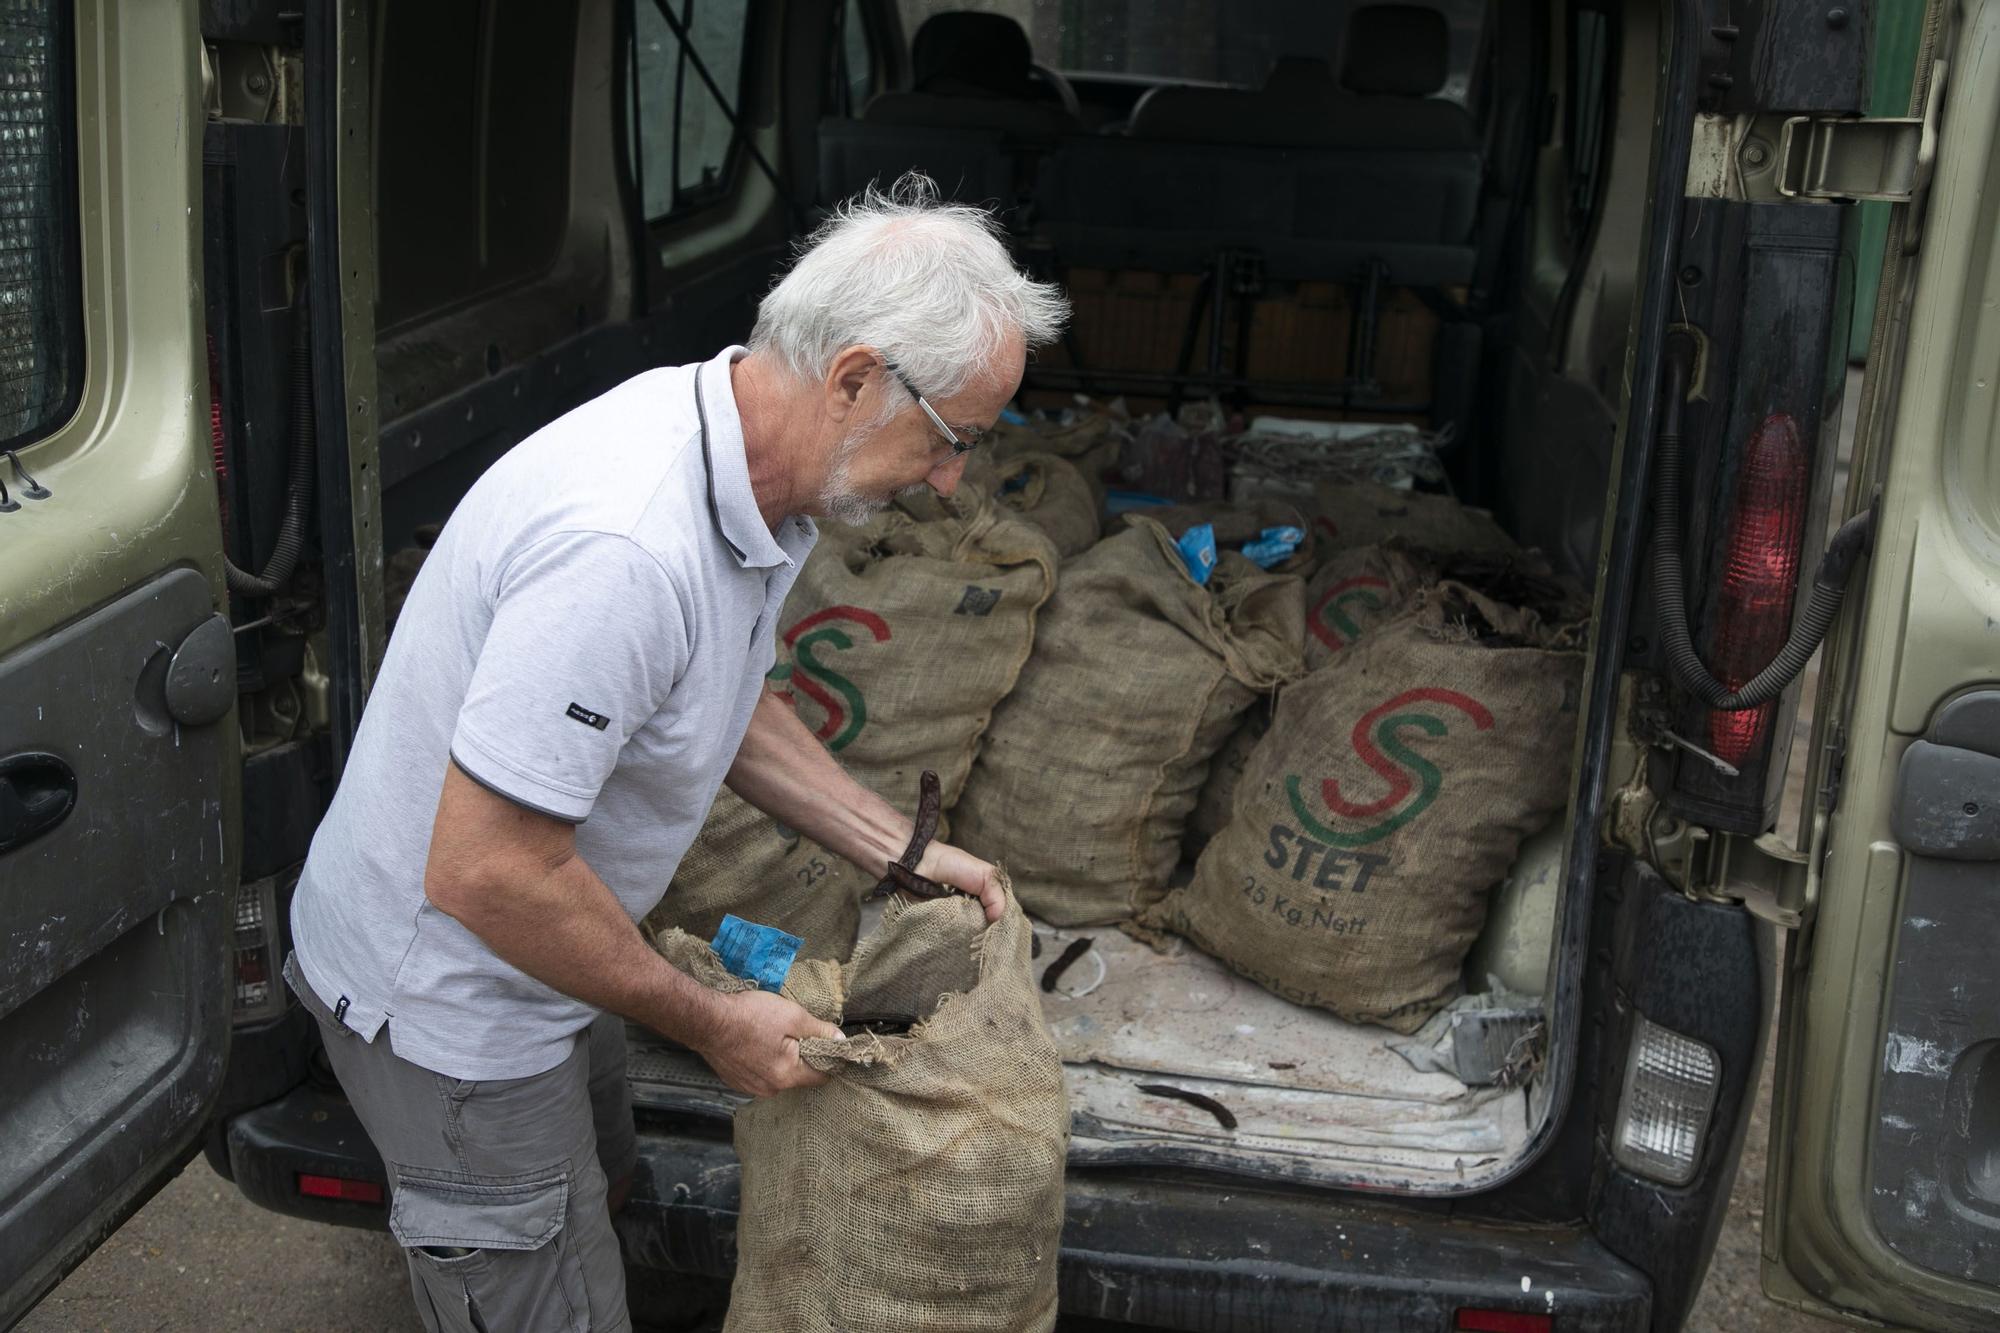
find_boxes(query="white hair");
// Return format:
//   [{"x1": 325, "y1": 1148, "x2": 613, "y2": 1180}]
[{"x1": 748, "y1": 172, "x2": 1069, "y2": 402}]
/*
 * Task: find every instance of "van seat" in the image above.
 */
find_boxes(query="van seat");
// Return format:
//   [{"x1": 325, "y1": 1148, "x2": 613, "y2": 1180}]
[
  {"x1": 860, "y1": 11, "x2": 1076, "y2": 138},
  {"x1": 1034, "y1": 138, "x2": 1480, "y2": 288},
  {"x1": 819, "y1": 12, "x2": 1076, "y2": 210}
]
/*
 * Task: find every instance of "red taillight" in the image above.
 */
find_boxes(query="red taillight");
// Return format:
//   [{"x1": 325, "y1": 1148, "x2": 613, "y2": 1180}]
[
  {"x1": 296, "y1": 1173, "x2": 385, "y2": 1204},
  {"x1": 1455, "y1": 1309, "x2": 1554, "y2": 1332},
  {"x1": 1706, "y1": 412, "x2": 1808, "y2": 765}
]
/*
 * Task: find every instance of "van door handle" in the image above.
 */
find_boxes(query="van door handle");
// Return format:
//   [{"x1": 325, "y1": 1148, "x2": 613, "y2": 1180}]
[
  {"x1": 1892, "y1": 739, "x2": 2000, "y2": 861},
  {"x1": 0, "y1": 752, "x2": 77, "y2": 854}
]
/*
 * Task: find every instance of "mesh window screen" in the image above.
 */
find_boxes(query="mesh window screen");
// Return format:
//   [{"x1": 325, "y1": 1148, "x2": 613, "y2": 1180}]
[{"x1": 0, "y1": 1, "x2": 80, "y2": 451}]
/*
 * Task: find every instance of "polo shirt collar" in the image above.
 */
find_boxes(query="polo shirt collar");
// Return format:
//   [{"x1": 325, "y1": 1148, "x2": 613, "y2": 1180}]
[{"x1": 697, "y1": 346, "x2": 798, "y2": 570}]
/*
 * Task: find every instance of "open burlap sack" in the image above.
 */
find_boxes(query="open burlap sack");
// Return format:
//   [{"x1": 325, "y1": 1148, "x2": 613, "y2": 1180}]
[
  {"x1": 966, "y1": 448, "x2": 1101, "y2": 560},
  {"x1": 1302, "y1": 543, "x2": 1433, "y2": 670},
  {"x1": 1312, "y1": 480, "x2": 1516, "y2": 557},
  {"x1": 652, "y1": 876, "x2": 1068, "y2": 1333},
  {"x1": 1143, "y1": 583, "x2": 1582, "y2": 1033},
  {"x1": 644, "y1": 489, "x2": 1058, "y2": 960},
  {"x1": 953, "y1": 516, "x2": 1305, "y2": 925}
]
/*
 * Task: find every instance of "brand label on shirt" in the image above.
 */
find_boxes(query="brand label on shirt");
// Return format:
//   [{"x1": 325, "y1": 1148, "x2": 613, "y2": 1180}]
[{"x1": 566, "y1": 701, "x2": 610, "y2": 730}]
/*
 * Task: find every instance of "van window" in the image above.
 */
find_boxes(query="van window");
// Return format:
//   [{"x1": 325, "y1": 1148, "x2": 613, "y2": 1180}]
[
  {"x1": 1565, "y1": 5, "x2": 1614, "y2": 243},
  {"x1": 373, "y1": 0, "x2": 579, "y2": 334},
  {"x1": 631, "y1": 0, "x2": 752, "y2": 220},
  {"x1": 837, "y1": 0, "x2": 875, "y2": 115},
  {"x1": 0, "y1": 1, "x2": 82, "y2": 454},
  {"x1": 893, "y1": 0, "x2": 1483, "y2": 105}
]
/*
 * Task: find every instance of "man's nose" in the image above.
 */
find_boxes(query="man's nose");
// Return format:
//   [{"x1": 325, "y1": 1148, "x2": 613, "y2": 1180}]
[{"x1": 926, "y1": 452, "x2": 969, "y2": 498}]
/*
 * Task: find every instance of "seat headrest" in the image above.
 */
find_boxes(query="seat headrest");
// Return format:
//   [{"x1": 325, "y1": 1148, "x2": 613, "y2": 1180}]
[
  {"x1": 1263, "y1": 55, "x2": 1339, "y2": 95},
  {"x1": 912, "y1": 11, "x2": 1035, "y2": 98},
  {"x1": 1342, "y1": 4, "x2": 1450, "y2": 97}
]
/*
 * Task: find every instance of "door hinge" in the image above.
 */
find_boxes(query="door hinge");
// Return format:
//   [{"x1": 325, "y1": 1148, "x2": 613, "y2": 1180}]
[
  {"x1": 1684, "y1": 65, "x2": 1945, "y2": 208},
  {"x1": 1643, "y1": 812, "x2": 1812, "y2": 929}
]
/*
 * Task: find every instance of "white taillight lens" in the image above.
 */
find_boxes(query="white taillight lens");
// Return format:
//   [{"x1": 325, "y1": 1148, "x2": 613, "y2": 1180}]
[
  {"x1": 232, "y1": 875, "x2": 285, "y2": 1024},
  {"x1": 1612, "y1": 1015, "x2": 1720, "y2": 1186}
]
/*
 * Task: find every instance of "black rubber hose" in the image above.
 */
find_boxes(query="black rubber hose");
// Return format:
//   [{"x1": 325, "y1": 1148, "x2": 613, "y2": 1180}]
[
  {"x1": 1649, "y1": 337, "x2": 1874, "y2": 712},
  {"x1": 225, "y1": 283, "x2": 315, "y2": 599}
]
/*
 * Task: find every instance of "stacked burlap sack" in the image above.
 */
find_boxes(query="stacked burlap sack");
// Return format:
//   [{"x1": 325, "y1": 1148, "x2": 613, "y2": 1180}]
[
  {"x1": 644, "y1": 487, "x2": 1057, "y2": 959},
  {"x1": 652, "y1": 877, "x2": 1068, "y2": 1333},
  {"x1": 963, "y1": 449, "x2": 1100, "y2": 560},
  {"x1": 952, "y1": 514, "x2": 1306, "y2": 925},
  {"x1": 988, "y1": 401, "x2": 1127, "y2": 508},
  {"x1": 1142, "y1": 582, "x2": 1583, "y2": 1032}
]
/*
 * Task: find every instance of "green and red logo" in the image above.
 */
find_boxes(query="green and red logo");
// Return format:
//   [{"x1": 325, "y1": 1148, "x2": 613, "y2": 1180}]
[
  {"x1": 1284, "y1": 687, "x2": 1492, "y2": 846},
  {"x1": 1308, "y1": 575, "x2": 1390, "y2": 653},
  {"x1": 767, "y1": 605, "x2": 890, "y2": 751}
]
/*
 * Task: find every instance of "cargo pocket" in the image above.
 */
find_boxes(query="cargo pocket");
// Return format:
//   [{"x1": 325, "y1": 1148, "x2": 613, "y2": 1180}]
[{"x1": 389, "y1": 1164, "x2": 586, "y2": 1333}]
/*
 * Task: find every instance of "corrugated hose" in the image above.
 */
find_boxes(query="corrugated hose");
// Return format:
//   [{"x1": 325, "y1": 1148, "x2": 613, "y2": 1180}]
[
  {"x1": 1649, "y1": 334, "x2": 1876, "y2": 712},
  {"x1": 224, "y1": 281, "x2": 315, "y2": 600}
]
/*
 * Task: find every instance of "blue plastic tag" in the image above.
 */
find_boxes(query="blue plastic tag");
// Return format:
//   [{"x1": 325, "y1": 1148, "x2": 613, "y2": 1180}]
[
  {"x1": 712, "y1": 914, "x2": 803, "y2": 993},
  {"x1": 999, "y1": 406, "x2": 1029, "y2": 426},
  {"x1": 1176, "y1": 522, "x2": 1218, "y2": 585},
  {"x1": 1240, "y1": 524, "x2": 1306, "y2": 569}
]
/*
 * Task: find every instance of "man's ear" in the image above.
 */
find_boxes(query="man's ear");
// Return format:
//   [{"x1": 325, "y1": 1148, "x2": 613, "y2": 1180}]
[{"x1": 825, "y1": 344, "x2": 879, "y2": 425}]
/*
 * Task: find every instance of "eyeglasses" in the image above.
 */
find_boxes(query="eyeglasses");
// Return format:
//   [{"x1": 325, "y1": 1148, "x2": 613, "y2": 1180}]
[{"x1": 884, "y1": 361, "x2": 980, "y2": 457}]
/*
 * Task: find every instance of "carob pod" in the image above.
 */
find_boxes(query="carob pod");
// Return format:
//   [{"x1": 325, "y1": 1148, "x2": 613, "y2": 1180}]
[{"x1": 867, "y1": 770, "x2": 965, "y2": 903}]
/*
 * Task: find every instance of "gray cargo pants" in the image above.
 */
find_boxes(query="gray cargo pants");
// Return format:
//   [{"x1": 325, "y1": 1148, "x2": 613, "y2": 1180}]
[{"x1": 285, "y1": 954, "x2": 636, "y2": 1332}]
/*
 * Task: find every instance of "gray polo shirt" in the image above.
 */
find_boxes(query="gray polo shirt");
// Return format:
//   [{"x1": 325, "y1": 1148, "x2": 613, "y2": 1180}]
[{"x1": 290, "y1": 347, "x2": 816, "y2": 1080}]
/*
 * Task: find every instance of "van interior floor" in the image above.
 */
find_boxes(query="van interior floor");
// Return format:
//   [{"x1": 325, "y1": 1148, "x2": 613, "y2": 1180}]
[{"x1": 625, "y1": 912, "x2": 1534, "y2": 1194}]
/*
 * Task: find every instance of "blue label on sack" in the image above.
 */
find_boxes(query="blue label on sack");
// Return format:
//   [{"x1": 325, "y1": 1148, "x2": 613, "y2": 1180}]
[
  {"x1": 1176, "y1": 522, "x2": 1218, "y2": 585},
  {"x1": 712, "y1": 915, "x2": 804, "y2": 993},
  {"x1": 1240, "y1": 524, "x2": 1306, "y2": 569}
]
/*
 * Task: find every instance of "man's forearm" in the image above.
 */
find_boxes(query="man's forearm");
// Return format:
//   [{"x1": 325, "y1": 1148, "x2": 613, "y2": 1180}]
[
  {"x1": 442, "y1": 848, "x2": 733, "y2": 1049},
  {"x1": 725, "y1": 691, "x2": 910, "y2": 876}
]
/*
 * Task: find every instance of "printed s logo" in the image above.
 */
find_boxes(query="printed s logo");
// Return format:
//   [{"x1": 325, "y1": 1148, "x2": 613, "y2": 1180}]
[
  {"x1": 766, "y1": 605, "x2": 891, "y2": 751},
  {"x1": 1284, "y1": 687, "x2": 1493, "y2": 846},
  {"x1": 1308, "y1": 575, "x2": 1391, "y2": 653}
]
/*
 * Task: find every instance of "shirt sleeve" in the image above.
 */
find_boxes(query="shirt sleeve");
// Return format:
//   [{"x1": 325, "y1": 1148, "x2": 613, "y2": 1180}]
[{"x1": 450, "y1": 530, "x2": 689, "y2": 822}]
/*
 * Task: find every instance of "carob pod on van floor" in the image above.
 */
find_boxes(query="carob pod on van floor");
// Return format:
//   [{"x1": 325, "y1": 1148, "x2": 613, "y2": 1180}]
[
  {"x1": 643, "y1": 488, "x2": 1057, "y2": 961},
  {"x1": 1142, "y1": 583, "x2": 1583, "y2": 1034},
  {"x1": 651, "y1": 875, "x2": 1068, "y2": 1333},
  {"x1": 952, "y1": 515, "x2": 1305, "y2": 926},
  {"x1": 964, "y1": 448, "x2": 1100, "y2": 560}
]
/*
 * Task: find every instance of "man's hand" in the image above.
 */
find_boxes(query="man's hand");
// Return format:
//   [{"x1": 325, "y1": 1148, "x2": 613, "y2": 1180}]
[
  {"x1": 694, "y1": 989, "x2": 846, "y2": 1098},
  {"x1": 915, "y1": 840, "x2": 1006, "y2": 922}
]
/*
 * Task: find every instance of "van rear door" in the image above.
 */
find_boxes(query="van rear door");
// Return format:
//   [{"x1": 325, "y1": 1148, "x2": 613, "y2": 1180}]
[
  {"x1": 1762, "y1": 2, "x2": 2000, "y2": 1327},
  {"x1": 0, "y1": 1, "x2": 237, "y2": 1322}
]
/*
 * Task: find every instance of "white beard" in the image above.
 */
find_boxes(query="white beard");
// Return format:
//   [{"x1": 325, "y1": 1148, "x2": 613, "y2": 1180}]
[{"x1": 816, "y1": 425, "x2": 895, "y2": 526}]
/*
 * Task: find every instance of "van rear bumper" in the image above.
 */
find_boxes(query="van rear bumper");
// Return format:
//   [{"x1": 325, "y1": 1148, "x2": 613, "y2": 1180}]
[{"x1": 225, "y1": 1087, "x2": 1653, "y2": 1331}]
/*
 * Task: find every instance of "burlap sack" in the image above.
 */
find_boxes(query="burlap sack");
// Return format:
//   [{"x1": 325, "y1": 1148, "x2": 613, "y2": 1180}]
[
  {"x1": 1125, "y1": 497, "x2": 1319, "y2": 577},
  {"x1": 953, "y1": 516, "x2": 1306, "y2": 925},
  {"x1": 1144, "y1": 584, "x2": 1582, "y2": 1032},
  {"x1": 990, "y1": 405, "x2": 1125, "y2": 506},
  {"x1": 1190, "y1": 546, "x2": 1430, "y2": 853},
  {"x1": 965, "y1": 449, "x2": 1100, "y2": 560},
  {"x1": 1312, "y1": 480, "x2": 1516, "y2": 557},
  {"x1": 652, "y1": 876, "x2": 1068, "y2": 1333},
  {"x1": 1187, "y1": 705, "x2": 1271, "y2": 852},
  {"x1": 1302, "y1": 543, "x2": 1432, "y2": 670},
  {"x1": 644, "y1": 489, "x2": 1058, "y2": 959}
]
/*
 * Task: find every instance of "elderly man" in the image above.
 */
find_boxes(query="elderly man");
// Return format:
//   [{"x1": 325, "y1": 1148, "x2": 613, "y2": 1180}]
[{"x1": 284, "y1": 176, "x2": 1069, "y2": 1332}]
